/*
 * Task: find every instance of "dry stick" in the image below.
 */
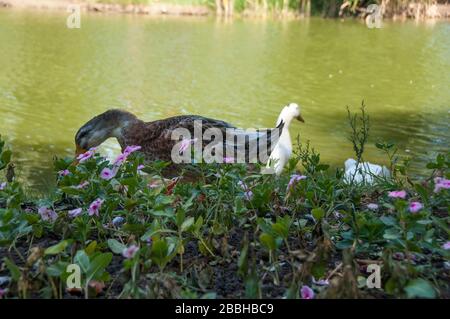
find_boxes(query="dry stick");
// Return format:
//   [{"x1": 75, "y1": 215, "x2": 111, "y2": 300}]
[
  {"x1": 326, "y1": 262, "x2": 343, "y2": 281},
  {"x1": 356, "y1": 259, "x2": 383, "y2": 265}
]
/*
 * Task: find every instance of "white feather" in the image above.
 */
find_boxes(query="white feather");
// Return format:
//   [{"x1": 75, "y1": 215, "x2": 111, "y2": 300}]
[
  {"x1": 344, "y1": 158, "x2": 390, "y2": 184},
  {"x1": 267, "y1": 103, "x2": 301, "y2": 175}
]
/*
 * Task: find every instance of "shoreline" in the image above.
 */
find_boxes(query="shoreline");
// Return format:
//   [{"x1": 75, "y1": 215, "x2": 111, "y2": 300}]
[{"x1": 1, "y1": 0, "x2": 449, "y2": 20}]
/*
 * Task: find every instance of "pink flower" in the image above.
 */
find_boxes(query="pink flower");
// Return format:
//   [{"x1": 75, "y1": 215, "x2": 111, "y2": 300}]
[
  {"x1": 88, "y1": 198, "x2": 104, "y2": 217},
  {"x1": 76, "y1": 150, "x2": 94, "y2": 163},
  {"x1": 178, "y1": 138, "x2": 198, "y2": 154},
  {"x1": 434, "y1": 177, "x2": 450, "y2": 193},
  {"x1": 122, "y1": 245, "x2": 139, "y2": 259},
  {"x1": 223, "y1": 157, "x2": 234, "y2": 164},
  {"x1": 113, "y1": 153, "x2": 128, "y2": 166},
  {"x1": 0, "y1": 182, "x2": 6, "y2": 190},
  {"x1": 58, "y1": 169, "x2": 70, "y2": 177},
  {"x1": 367, "y1": 203, "x2": 379, "y2": 211},
  {"x1": 148, "y1": 181, "x2": 160, "y2": 189},
  {"x1": 287, "y1": 174, "x2": 307, "y2": 190},
  {"x1": 68, "y1": 208, "x2": 83, "y2": 218},
  {"x1": 409, "y1": 201, "x2": 423, "y2": 213},
  {"x1": 38, "y1": 207, "x2": 58, "y2": 222},
  {"x1": 442, "y1": 241, "x2": 450, "y2": 250},
  {"x1": 301, "y1": 285, "x2": 315, "y2": 299},
  {"x1": 75, "y1": 181, "x2": 89, "y2": 189},
  {"x1": 0, "y1": 287, "x2": 5, "y2": 299},
  {"x1": 100, "y1": 167, "x2": 117, "y2": 180},
  {"x1": 388, "y1": 190, "x2": 407, "y2": 199},
  {"x1": 123, "y1": 145, "x2": 142, "y2": 155}
]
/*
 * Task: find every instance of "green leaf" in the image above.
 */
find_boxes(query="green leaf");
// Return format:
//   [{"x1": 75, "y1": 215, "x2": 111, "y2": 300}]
[
  {"x1": 259, "y1": 233, "x2": 276, "y2": 251},
  {"x1": 383, "y1": 228, "x2": 400, "y2": 240},
  {"x1": 272, "y1": 222, "x2": 288, "y2": 239},
  {"x1": 4, "y1": 257, "x2": 20, "y2": 281},
  {"x1": 107, "y1": 239, "x2": 126, "y2": 255},
  {"x1": 312, "y1": 208, "x2": 325, "y2": 221},
  {"x1": 404, "y1": 278, "x2": 436, "y2": 299},
  {"x1": 44, "y1": 240, "x2": 69, "y2": 255},
  {"x1": 86, "y1": 253, "x2": 112, "y2": 283},
  {"x1": 380, "y1": 216, "x2": 397, "y2": 226},
  {"x1": 74, "y1": 250, "x2": 90, "y2": 273},
  {"x1": 181, "y1": 217, "x2": 195, "y2": 232},
  {"x1": 151, "y1": 238, "x2": 169, "y2": 268},
  {"x1": 1, "y1": 149, "x2": 12, "y2": 165},
  {"x1": 85, "y1": 241, "x2": 97, "y2": 255}
]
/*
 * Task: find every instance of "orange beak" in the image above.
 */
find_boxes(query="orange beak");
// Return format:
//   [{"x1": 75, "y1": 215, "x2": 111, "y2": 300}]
[{"x1": 296, "y1": 114, "x2": 305, "y2": 123}]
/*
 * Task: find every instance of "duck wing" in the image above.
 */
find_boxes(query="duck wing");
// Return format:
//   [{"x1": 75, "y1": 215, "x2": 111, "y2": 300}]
[{"x1": 138, "y1": 115, "x2": 284, "y2": 163}]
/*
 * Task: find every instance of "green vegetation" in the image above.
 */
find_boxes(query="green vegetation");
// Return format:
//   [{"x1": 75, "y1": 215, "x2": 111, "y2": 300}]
[
  {"x1": 0, "y1": 105, "x2": 449, "y2": 299},
  {"x1": 87, "y1": 0, "x2": 448, "y2": 18}
]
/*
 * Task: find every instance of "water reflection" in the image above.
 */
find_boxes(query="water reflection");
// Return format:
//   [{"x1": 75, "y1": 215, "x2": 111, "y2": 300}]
[{"x1": 0, "y1": 10, "x2": 448, "y2": 190}]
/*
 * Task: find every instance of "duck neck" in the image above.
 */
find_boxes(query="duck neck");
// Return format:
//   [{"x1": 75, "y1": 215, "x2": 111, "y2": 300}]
[{"x1": 276, "y1": 112, "x2": 292, "y2": 147}]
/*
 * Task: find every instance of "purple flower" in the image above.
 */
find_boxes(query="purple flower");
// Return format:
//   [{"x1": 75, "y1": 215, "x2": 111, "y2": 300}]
[
  {"x1": 122, "y1": 245, "x2": 139, "y2": 259},
  {"x1": 434, "y1": 177, "x2": 450, "y2": 193},
  {"x1": 88, "y1": 198, "x2": 104, "y2": 217},
  {"x1": 0, "y1": 182, "x2": 6, "y2": 190},
  {"x1": 0, "y1": 287, "x2": 5, "y2": 299},
  {"x1": 76, "y1": 150, "x2": 94, "y2": 163},
  {"x1": 58, "y1": 169, "x2": 70, "y2": 177},
  {"x1": 123, "y1": 145, "x2": 142, "y2": 155},
  {"x1": 409, "y1": 201, "x2": 423, "y2": 213},
  {"x1": 388, "y1": 190, "x2": 407, "y2": 199},
  {"x1": 75, "y1": 180, "x2": 89, "y2": 189},
  {"x1": 312, "y1": 277, "x2": 329, "y2": 286},
  {"x1": 38, "y1": 207, "x2": 58, "y2": 222},
  {"x1": 113, "y1": 153, "x2": 128, "y2": 166},
  {"x1": 287, "y1": 174, "x2": 307, "y2": 190},
  {"x1": 367, "y1": 203, "x2": 379, "y2": 211},
  {"x1": 68, "y1": 208, "x2": 83, "y2": 218},
  {"x1": 442, "y1": 241, "x2": 450, "y2": 250},
  {"x1": 100, "y1": 167, "x2": 117, "y2": 180},
  {"x1": 244, "y1": 190, "x2": 253, "y2": 201},
  {"x1": 301, "y1": 285, "x2": 315, "y2": 299},
  {"x1": 238, "y1": 180, "x2": 253, "y2": 201},
  {"x1": 178, "y1": 138, "x2": 198, "y2": 154},
  {"x1": 223, "y1": 157, "x2": 234, "y2": 164},
  {"x1": 137, "y1": 164, "x2": 145, "y2": 175}
]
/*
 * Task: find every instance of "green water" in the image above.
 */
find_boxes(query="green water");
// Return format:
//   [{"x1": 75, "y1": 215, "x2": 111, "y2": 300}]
[{"x1": 0, "y1": 9, "x2": 449, "y2": 189}]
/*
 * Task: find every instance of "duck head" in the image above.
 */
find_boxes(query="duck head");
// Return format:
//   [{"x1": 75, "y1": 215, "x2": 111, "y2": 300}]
[
  {"x1": 75, "y1": 109, "x2": 137, "y2": 156},
  {"x1": 277, "y1": 103, "x2": 304, "y2": 126}
]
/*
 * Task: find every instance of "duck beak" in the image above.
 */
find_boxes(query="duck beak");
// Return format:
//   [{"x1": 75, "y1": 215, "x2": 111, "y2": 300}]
[
  {"x1": 296, "y1": 115, "x2": 305, "y2": 123},
  {"x1": 75, "y1": 144, "x2": 87, "y2": 157}
]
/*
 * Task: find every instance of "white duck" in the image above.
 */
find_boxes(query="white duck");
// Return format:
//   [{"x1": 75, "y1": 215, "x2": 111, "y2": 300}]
[
  {"x1": 344, "y1": 158, "x2": 390, "y2": 184},
  {"x1": 266, "y1": 103, "x2": 304, "y2": 175}
]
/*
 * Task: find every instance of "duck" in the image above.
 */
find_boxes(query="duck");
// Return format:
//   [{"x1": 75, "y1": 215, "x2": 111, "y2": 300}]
[
  {"x1": 343, "y1": 158, "x2": 390, "y2": 184},
  {"x1": 74, "y1": 109, "x2": 284, "y2": 174},
  {"x1": 266, "y1": 103, "x2": 305, "y2": 175}
]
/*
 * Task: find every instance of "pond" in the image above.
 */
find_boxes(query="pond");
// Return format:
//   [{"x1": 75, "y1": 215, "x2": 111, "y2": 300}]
[{"x1": 0, "y1": 9, "x2": 449, "y2": 190}]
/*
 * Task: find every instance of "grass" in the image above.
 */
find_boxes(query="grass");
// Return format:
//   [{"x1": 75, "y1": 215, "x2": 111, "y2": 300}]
[{"x1": 0, "y1": 104, "x2": 449, "y2": 299}]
